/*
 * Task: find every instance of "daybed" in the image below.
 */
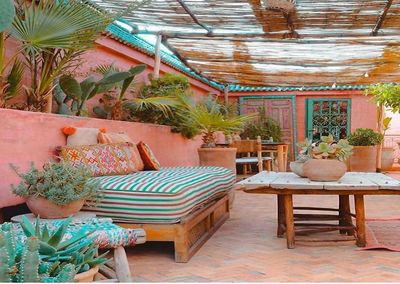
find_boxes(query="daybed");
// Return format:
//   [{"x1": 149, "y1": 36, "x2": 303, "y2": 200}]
[{"x1": 83, "y1": 166, "x2": 235, "y2": 262}]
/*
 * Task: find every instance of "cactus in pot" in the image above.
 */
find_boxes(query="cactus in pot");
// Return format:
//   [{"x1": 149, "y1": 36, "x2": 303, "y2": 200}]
[{"x1": 0, "y1": 223, "x2": 76, "y2": 282}]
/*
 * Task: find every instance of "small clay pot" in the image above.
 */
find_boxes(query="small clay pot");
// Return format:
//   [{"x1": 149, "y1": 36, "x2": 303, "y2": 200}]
[
  {"x1": 74, "y1": 266, "x2": 99, "y2": 282},
  {"x1": 289, "y1": 161, "x2": 306, "y2": 177},
  {"x1": 349, "y1": 146, "x2": 377, "y2": 172},
  {"x1": 303, "y1": 159, "x2": 347, "y2": 182},
  {"x1": 26, "y1": 197, "x2": 84, "y2": 219},
  {"x1": 381, "y1": 147, "x2": 395, "y2": 170}
]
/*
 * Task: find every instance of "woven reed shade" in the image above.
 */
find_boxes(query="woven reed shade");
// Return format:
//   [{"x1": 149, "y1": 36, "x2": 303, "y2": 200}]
[{"x1": 92, "y1": 0, "x2": 400, "y2": 87}]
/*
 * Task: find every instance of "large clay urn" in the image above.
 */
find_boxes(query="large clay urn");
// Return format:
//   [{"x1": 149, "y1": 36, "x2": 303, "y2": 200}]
[
  {"x1": 349, "y1": 146, "x2": 377, "y2": 172},
  {"x1": 303, "y1": 159, "x2": 347, "y2": 182},
  {"x1": 26, "y1": 197, "x2": 84, "y2": 219},
  {"x1": 198, "y1": 147, "x2": 237, "y2": 174}
]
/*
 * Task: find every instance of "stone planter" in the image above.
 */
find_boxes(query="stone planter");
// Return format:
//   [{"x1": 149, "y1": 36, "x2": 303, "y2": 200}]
[
  {"x1": 381, "y1": 147, "x2": 395, "y2": 170},
  {"x1": 289, "y1": 161, "x2": 306, "y2": 177},
  {"x1": 303, "y1": 159, "x2": 347, "y2": 181},
  {"x1": 198, "y1": 147, "x2": 237, "y2": 175},
  {"x1": 74, "y1": 266, "x2": 99, "y2": 282},
  {"x1": 26, "y1": 197, "x2": 84, "y2": 219},
  {"x1": 349, "y1": 145, "x2": 377, "y2": 172}
]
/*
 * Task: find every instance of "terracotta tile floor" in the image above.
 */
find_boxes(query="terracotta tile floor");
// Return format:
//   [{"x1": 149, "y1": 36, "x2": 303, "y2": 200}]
[{"x1": 127, "y1": 174, "x2": 400, "y2": 282}]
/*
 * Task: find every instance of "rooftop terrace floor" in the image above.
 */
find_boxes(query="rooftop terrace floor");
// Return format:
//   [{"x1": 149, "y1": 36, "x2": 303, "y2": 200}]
[{"x1": 126, "y1": 174, "x2": 400, "y2": 282}]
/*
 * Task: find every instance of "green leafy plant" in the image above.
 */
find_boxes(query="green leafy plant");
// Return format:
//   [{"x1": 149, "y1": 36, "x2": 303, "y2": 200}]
[
  {"x1": 240, "y1": 107, "x2": 282, "y2": 142},
  {"x1": 19, "y1": 216, "x2": 108, "y2": 274},
  {"x1": 11, "y1": 160, "x2": 100, "y2": 206},
  {"x1": 366, "y1": 83, "x2": 400, "y2": 113},
  {"x1": 92, "y1": 64, "x2": 176, "y2": 121},
  {"x1": 297, "y1": 134, "x2": 353, "y2": 161},
  {"x1": 181, "y1": 98, "x2": 254, "y2": 147},
  {"x1": 0, "y1": 223, "x2": 76, "y2": 282},
  {"x1": 347, "y1": 128, "x2": 384, "y2": 146}
]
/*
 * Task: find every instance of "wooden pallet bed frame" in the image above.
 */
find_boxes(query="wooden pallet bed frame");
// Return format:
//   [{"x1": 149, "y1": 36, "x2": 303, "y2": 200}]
[{"x1": 117, "y1": 194, "x2": 230, "y2": 263}]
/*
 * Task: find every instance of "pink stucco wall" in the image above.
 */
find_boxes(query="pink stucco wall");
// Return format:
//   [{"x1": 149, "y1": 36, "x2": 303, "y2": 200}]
[
  {"x1": 228, "y1": 89, "x2": 377, "y2": 142},
  {"x1": 0, "y1": 108, "x2": 202, "y2": 208}
]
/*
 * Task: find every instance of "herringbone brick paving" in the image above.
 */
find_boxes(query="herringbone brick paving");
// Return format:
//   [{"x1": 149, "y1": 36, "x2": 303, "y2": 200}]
[{"x1": 126, "y1": 174, "x2": 400, "y2": 282}]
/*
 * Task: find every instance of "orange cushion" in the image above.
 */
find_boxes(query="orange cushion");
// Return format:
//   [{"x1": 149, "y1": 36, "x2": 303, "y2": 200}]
[
  {"x1": 62, "y1": 126, "x2": 106, "y2": 146},
  {"x1": 98, "y1": 132, "x2": 144, "y2": 171},
  {"x1": 137, "y1": 141, "x2": 161, "y2": 171},
  {"x1": 59, "y1": 143, "x2": 138, "y2": 176}
]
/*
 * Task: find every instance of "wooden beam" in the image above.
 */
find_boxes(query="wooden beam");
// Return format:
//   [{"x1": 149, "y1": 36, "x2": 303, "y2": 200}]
[
  {"x1": 153, "y1": 34, "x2": 162, "y2": 79},
  {"x1": 223, "y1": 85, "x2": 229, "y2": 105},
  {"x1": 371, "y1": 0, "x2": 393, "y2": 36},
  {"x1": 176, "y1": 0, "x2": 213, "y2": 35}
]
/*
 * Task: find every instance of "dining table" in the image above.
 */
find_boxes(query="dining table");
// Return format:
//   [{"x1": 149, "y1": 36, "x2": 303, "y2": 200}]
[{"x1": 237, "y1": 171, "x2": 400, "y2": 249}]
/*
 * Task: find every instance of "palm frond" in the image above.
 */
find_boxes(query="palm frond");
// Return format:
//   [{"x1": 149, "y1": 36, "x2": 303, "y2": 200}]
[
  {"x1": 123, "y1": 96, "x2": 178, "y2": 117},
  {"x1": 4, "y1": 58, "x2": 24, "y2": 101},
  {"x1": 95, "y1": 63, "x2": 121, "y2": 77}
]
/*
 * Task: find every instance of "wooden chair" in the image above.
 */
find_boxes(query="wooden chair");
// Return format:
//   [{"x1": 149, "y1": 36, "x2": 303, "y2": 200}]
[
  {"x1": 262, "y1": 144, "x2": 289, "y2": 172},
  {"x1": 231, "y1": 137, "x2": 272, "y2": 174}
]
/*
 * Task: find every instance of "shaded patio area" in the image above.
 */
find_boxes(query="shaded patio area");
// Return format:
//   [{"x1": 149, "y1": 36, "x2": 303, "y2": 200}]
[{"x1": 128, "y1": 179, "x2": 400, "y2": 282}]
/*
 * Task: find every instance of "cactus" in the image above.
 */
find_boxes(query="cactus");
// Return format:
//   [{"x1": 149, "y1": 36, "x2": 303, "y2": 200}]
[
  {"x1": 0, "y1": 227, "x2": 76, "y2": 283},
  {"x1": 0, "y1": 0, "x2": 15, "y2": 32},
  {"x1": 58, "y1": 71, "x2": 134, "y2": 116}
]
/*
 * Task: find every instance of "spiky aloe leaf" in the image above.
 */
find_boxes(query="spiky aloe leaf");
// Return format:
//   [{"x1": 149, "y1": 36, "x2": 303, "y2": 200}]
[
  {"x1": 47, "y1": 216, "x2": 72, "y2": 248},
  {"x1": 20, "y1": 215, "x2": 36, "y2": 237}
]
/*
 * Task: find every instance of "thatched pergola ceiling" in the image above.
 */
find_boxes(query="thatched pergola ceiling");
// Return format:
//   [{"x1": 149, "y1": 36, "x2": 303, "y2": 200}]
[{"x1": 92, "y1": 0, "x2": 400, "y2": 87}]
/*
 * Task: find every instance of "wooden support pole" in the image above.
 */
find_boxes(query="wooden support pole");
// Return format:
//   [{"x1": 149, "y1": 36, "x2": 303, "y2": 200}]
[
  {"x1": 176, "y1": 0, "x2": 212, "y2": 35},
  {"x1": 371, "y1": 0, "x2": 393, "y2": 36},
  {"x1": 223, "y1": 85, "x2": 229, "y2": 105},
  {"x1": 153, "y1": 34, "x2": 162, "y2": 79},
  {"x1": 283, "y1": 194, "x2": 295, "y2": 248}
]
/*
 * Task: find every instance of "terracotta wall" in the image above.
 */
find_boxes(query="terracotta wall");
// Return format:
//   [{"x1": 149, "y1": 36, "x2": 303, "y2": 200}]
[
  {"x1": 0, "y1": 108, "x2": 202, "y2": 208},
  {"x1": 228, "y1": 89, "x2": 378, "y2": 142}
]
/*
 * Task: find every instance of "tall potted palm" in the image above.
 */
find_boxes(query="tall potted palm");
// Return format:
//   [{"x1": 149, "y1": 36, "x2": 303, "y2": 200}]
[{"x1": 182, "y1": 101, "x2": 252, "y2": 174}]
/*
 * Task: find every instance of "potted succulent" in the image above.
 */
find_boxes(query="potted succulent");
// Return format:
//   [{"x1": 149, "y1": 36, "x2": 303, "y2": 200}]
[
  {"x1": 347, "y1": 128, "x2": 384, "y2": 172},
  {"x1": 296, "y1": 135, "x2": 353, "y2": 181},
  {"x1": 11, "y1": 160, "x2": 100, "y2": 219},
  {"x1": 182, "y1": 99, "x2": 252, "y2": 174}
]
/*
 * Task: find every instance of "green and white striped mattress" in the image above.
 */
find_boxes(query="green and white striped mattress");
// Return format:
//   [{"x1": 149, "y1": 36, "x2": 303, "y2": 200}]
[{"x1": 83, "y1": 166, "x2": 235, "y2": 224}]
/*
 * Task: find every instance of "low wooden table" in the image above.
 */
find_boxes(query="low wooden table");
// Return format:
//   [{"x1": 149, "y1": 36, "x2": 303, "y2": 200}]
[{"x1": 237, "y1": 172, "x2": 400, "y2": 248}]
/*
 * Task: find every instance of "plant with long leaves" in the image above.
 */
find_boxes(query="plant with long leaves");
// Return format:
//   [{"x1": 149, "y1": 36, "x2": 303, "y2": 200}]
[
  {"x1": 93, "y1": 64, "x2": 177, "y2": 120},
  {"x1": 181, "y1": 99, "x2": 254, "y2": 147},
  {"x1": 7, "y1": 0, "x2": 149, "y2": 112}
]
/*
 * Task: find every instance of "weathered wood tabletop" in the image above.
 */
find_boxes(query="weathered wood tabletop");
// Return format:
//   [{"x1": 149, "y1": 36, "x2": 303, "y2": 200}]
[{"x1": 237, "y1": 171, "x2": 400, "y2": 249}]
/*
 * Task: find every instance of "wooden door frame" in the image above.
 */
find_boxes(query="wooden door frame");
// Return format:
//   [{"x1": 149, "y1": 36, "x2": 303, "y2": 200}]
[
  {"x1": 305, "y1": 98, "x2": 352, "y2": 141},
  {"x1": 238, "y1": 95, "x2": 297, "y2": 157}
]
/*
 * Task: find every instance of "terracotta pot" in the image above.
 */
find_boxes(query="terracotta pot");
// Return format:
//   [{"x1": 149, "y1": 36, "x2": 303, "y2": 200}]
[
  {"x1": 349, "y1": 145, "x2": 377, "y2": 172},
  {"x1": 381, "y1": 147, "x2": 395, "y2": 170},
  {"x1": 26, "y1": 197, "x2": 84, "y2": 219},
  {"x1": 198, "y1": 147, "x2": 237, "y2": 174},
  {"x1": 74, "y1": 266, "x2": 99, "y2": 282},
  {"x1": 303, "y1": 159, "x2": 347, "y2": 182},
  {"x1": 289, "y1": 161, "x2": 306, "y2": 177}
]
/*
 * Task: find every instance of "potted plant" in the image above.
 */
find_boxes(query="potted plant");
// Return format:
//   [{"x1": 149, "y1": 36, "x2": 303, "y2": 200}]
[
  {"x1": 299, "y1": 135, "x2": 353, "y2": 181},
  {"x1": 347, "y1": 128, "x2": 384, "y2": 172},
  {"x1": 11, "y1": 160, "x2": 100, "y2": 219},
  {"x1": 182, "y1": 99, "x2": 252, "y2": 174}
]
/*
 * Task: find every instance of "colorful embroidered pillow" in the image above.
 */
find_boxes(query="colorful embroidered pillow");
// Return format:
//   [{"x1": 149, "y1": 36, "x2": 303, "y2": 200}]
[
  {"x1": 62, "y1": 127, "x2": 106, "y2": 146},
  {"x1": 59, "y1": 143, "x2": 138, "y2": 176},
  {"x1": 98, "y1": 132, "x2": 145, "y2": 171},
  {"x1": 137, "y1": 141, "x2": 161, "y2": 171}
]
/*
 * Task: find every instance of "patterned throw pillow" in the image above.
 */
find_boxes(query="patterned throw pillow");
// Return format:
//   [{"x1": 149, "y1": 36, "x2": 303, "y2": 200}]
[
  {"x1": 62, "y1": 126, "x2": 106, "y2": 146},
  {"x1": 137, "y1": 141, "x2": 161, "y2": 171},
  {"x1": 98, "y1": 132, "x2": 145, "y2": 171},
  {"x1": 59, "y1": 143, "x2": 138, "y2": 176}
]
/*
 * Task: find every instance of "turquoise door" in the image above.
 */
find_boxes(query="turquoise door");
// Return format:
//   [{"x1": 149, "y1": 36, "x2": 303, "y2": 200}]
[{"x1": 306, "y1": 98, "x2": 351, "y2": 142}]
